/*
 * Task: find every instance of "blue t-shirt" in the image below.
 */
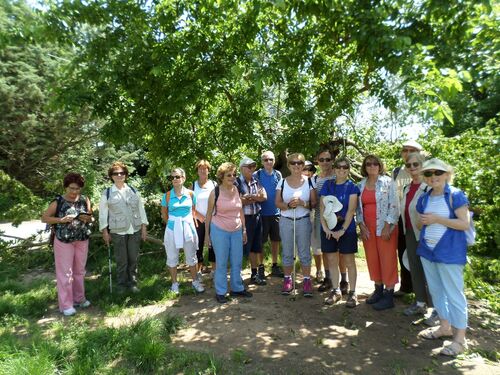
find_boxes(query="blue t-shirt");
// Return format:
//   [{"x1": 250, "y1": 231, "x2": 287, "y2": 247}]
[
  {"x1": 319, "y1": 180, "x2": 360, "y2": 232},
  {"x1": 254, "y1": 169, "x2": 282, "y2": 216},
  {"x1": 161, "y1": 188, "x2": 197, "y2": 231}
]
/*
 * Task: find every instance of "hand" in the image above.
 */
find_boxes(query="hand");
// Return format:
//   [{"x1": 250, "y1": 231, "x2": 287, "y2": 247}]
[
  {"x1": 332, "y1": 230, "x2": 344, "y2": 241},
  {"x1": 141, "y1": 226, "x2": 148, "y2": 241},
  {"x1": 324, "y1": 229, "x2": 334, "y2": 240},
  {"x1": 381, "y1": 223, "x2": 392, "y2": 241},
  {"x1": 243, "y1": 232, "x2": 248, "y2": 245},
  {"x1": 420, "y1": 214, "x2": 439, "y2": 226},
  {"x1": 102, "y1": 230, "x2": 111, "y2": 246},
  {"x1": 288, "y1": 198, "x2": 299, "y2": 209},
  {"x1": 359, "y1": 223, "x2": 370, "y2": 240},
  {"x1": 77, "y1": 214, "x2": 93, "y2": 224},
  {"x1": 61, "y1": 215, "x2": 75, "y2": 224}
]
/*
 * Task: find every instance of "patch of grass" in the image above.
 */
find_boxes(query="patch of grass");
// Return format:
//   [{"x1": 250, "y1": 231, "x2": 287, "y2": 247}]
[{"x1": 0, "y1": 279, "x2": 55, "y2": 319}]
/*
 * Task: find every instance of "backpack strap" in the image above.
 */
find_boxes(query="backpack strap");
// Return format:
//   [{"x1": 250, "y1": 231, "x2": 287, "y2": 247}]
[
  {"x1": 308, "y1": 177, "x2": 313, "y2": 189},
  {"x1": 280, "y1": 179, "x2": 285, "y2": 200},
  {"x1": 107, "y1": 185, "x2": 136, "y2": 200},
  {"x1": 392, "y1": 166, "x2": 401, "y2": 181},
  {"x1": 213, "y1": 185, "x2": 220, "y2": 216}
]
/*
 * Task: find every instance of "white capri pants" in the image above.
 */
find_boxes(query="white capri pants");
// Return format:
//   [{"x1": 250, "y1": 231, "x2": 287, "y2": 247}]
[{"x1": 164, "y1": 228, "x2": 198, "y2": 268}]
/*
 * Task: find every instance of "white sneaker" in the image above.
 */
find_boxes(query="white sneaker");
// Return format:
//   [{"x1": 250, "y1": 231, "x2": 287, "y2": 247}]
[
  {"x1": 74, "y1": 300, "x2": 91, "y2": 308},
  {"x1": 63, "y1": 307, "x2": 77, "y2": 316},
  {"x1": 192, "y1": 279, "x2": 205, "y2": 293},
  {"x1": 424, "y1": 308, "x2": 440, "y2": 326},
  {"x1": 171, "y1": 282, "x2": 180, "y2": 295}
]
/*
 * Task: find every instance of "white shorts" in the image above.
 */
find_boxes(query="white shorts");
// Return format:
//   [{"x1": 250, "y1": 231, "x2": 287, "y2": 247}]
[{"x1": 164, "y1": 228, "x2": 198, "y2": 268}]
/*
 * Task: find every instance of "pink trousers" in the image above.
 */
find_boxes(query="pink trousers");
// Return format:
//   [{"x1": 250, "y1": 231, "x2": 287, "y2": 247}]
[{"x1": 54, "y1": 237, "x2": 89, "y2": 311}]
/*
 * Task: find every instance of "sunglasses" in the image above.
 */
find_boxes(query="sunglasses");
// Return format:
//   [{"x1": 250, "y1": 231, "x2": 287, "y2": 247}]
[
  {"x1": 402, "y1": 148, "x2": 418, "y2": 153},
  {"x1": 318, "y1": 158, "x2": 332, "y2": 162},
  {"x1": 405, "y1": 162, "x2": 420, "y2": 168},
  {"x1": 335, "y1": 165, "x2": 349, "y2": 170},
  {"x1": 289, "y1": 160, "x2": 304, "y2": 166},
  {"x1": 67, "y1": 186, "x2": 81, "y2": 191},
  {"x1": 365, "y1": 162, "x2": 380, "y2": 167},
  {"x1": 168, "y1": 175, "x2": 183, "y2": 181},
  {"x1": 244, "y1": 164, "x2": 256, "y2": 169},
  {"x1": 225, "y1": 173, "x2": 237, "y2": 178},
  {"x1": 423, "y1": 170, "x2": 446, "y2": 177},
  {"x1": 263, "y1": 158, "x2": 274, "y2": 162},
  {"x1": 112, "y1": 172, "x2": 126, "y2": 176}
]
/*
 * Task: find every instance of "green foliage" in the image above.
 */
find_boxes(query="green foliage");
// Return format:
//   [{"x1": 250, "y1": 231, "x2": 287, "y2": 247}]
[{"x1": 0, "y1": 171, "x2": 44, "y2": 224}]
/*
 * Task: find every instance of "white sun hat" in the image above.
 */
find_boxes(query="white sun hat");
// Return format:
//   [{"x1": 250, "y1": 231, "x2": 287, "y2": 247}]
[{"x1": 322, "y1": 195, "x2": 343, "y2": 230}]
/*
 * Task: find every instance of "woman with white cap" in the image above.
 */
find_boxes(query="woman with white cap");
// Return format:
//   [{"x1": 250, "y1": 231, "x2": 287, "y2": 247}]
[
  {"x1": 319, "y1": 157, "x2": 360, "y2": 307},
  {"x1": 416, "y1": 158, "x2": 470, "y2": 357}
]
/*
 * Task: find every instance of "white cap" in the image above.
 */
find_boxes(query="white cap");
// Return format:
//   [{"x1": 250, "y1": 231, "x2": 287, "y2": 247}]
[
  {"x1": 402, "y1": 140, "x2": 423, "y2": 151},
  {"x1": 421, "y1": 158, "x2": 451, "y2": 173},
  {"x1": 239, "y1": 157, "x2": 256, "y2": 168},
  {"x1": 322, "y1": 195, "x2": 343, "y2": 230}
]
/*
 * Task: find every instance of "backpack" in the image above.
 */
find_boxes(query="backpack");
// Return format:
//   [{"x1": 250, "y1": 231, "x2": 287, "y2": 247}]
[
  {"x1": 446, "y1": 193, "x2": 476, "y2": 247},
  {"x1": 163, "y1": 189, "x2": 197, "y2": 227},
  {"x1": 48, "y1": 195, "x2": 64, "y2": 247}
]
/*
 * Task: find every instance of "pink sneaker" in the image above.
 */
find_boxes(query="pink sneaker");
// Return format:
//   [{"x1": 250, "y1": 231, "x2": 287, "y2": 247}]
[
  {"x1": 282, "y1": 276, "x2": 292, "y2": 295},
  {"x1": 303, "y1": 278, "x2": 313, "y2": 297}
]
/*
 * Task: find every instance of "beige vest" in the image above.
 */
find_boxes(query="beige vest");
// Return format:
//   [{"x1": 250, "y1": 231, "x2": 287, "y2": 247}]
[{"x1": 107, "y1": 188, "x2": 144, "y2": 233}]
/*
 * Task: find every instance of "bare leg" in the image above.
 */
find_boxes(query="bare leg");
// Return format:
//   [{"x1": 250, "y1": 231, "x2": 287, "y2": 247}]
[
  {"x1": 327, "y1": 252, "x2": 340, "y2": 289},
  {"x1": 169, "y1": 267, "x2": 178, "y2": 283},
  {"x1": 271, "y1": 241, "x2": 280, "y2": 263},
  {"x1": 343, "y1": 254, "x2": 357, "y2": 290}
]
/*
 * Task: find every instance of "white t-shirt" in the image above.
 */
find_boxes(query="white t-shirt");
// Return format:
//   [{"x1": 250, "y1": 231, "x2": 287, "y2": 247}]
[
  {"x1": 277, "y1": 178, "x2": 312, "y2": 218},
  {"x1": 193, "y1": 180, "x2": 216, "y2": 217},
  {"x1": 423, "y1": 195, "x2": 449, "y2": 249}
]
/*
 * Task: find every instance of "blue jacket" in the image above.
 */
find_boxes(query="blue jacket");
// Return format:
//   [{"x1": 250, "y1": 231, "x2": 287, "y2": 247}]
[{"x1": 416, "y1": 184, "x2": 469, "y2": 265}]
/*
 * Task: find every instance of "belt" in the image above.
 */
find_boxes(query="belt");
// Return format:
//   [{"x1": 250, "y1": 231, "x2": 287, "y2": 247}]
[{"x1": 282, "y1": 215, "x2": 310, "y2": 221}]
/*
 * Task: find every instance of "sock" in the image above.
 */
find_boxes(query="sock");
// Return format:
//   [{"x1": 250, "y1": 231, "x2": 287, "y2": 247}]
[
  {"x1": 272, "y1": 263, "x2": 277, "y2": 267},
  {"x1": 251, "y1": 268, "x2": 257, "y2": 276},
  {"x1": 341, "y1": 273, "x2": 347, "y2": 282},
  {"x1": 325, "y1": 270, "x2": 330, "y2": 279}
]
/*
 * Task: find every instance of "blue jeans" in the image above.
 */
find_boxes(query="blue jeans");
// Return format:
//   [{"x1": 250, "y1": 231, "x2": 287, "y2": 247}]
[
  {"x1": 420, "y1": 257, "x2": 467, "y2": 329},
  {"x1": 279, "y1": 216, "x2": 312, "y2": 267},
  {"x1": 210, "y1": 223, "x2": 245, "y2": 295}
]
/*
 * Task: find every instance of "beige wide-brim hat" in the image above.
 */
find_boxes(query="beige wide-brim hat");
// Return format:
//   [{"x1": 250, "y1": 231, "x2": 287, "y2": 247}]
[
  {"x1": 421, "y1": 158, "x2": 451, "y2": 173},
  {"x1": 402, "y1": 140, "x2": 423, "y2": 151},
  {"x1": 239, "y1": 156, "x2": 256, "y2": 168},
  {"x1": 322, "y1": 195, "x2": 343, "y2": 230}
]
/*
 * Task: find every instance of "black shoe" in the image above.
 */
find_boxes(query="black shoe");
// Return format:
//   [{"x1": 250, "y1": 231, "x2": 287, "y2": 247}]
[
  {"x1": 216, "y1": 294, "x2": 228, "y2": 303},
  {"x1": 372, "y1": 290, "x2": 395, "y2": 310},
  {"x1": 271, "y1": 264, "x2": 284, "y2": 278},
  {"x1": 251, "y1": 274, "x2": 267, "y2": 285},
  {"x1": 258, "y1": 264, "x2": 266, "y2": 280},
  {"x1": 230, "y1": 289, "x2": 253, "y2": 298},
  {"x1": 366, "y1": 284, "x2": 384, "y2": 304},
  {"x1": 318, "y1": 277, "x2": 332, "y2": 292}
]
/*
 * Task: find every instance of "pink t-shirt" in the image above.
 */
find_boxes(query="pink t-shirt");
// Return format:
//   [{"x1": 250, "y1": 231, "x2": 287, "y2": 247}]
[{"x1": 212, "y1": 187, "x2": 243, "y2": 232}]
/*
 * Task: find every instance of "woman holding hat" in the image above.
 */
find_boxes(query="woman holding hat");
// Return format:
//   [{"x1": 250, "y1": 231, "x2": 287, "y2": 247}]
[
  {"x1": 415, "y1": 159, "x2": 470, "y2": 357},
  {"x1": 319, "y1": 157, "x2": 360, "y2": 307}
]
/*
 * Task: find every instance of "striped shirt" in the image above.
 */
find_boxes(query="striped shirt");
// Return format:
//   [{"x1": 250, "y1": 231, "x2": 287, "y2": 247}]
[{"x1": 423, "y1": 195, "x2": 448, "y2": 249}]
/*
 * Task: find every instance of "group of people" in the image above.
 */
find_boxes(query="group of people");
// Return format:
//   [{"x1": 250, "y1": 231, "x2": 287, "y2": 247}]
[{"x1": 41, "y1": 142, "x2": 472, "y2": 357}]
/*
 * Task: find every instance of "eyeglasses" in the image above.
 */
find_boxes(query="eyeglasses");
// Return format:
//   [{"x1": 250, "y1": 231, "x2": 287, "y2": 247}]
[
  {"x1": 168, "y1": 175, "x2": 183, "y2": 181},
  {"x1": 244, "y1": 164, "x2": 256, "y2": 169},
  {"x1": 112, "y1": 172, "x2": 126, "y2": 176},
  {"x1": 402, "y1": 148, "x2": 418, "y2": 153},
  {"x1": 67, "y1": 186, "x2": 81, "y2": 191},
  {"x1": 405, "y1": 162, "x2": 420, "y2": 168},
  {"x1": 365, "y1": 162, "x2": 380, "y2": 167},
  {"x1": 263, "y1": 158, "x2": 274, "y2": 162},
  {"x1": 318, "y1": 158, "x2": 332, "y2": 163},
  {"x1": 225, "y1": 173, "x2": 237, "y2": 178},
  {"x1": 289, "y1": 160, "x2": 304, "y2": 166},
  {"x1": 423, "y1": 170, "x2": 446, "y2": 177},
  {"x1": 335, "y1": 165, "x2": 349, "y2": 170}
]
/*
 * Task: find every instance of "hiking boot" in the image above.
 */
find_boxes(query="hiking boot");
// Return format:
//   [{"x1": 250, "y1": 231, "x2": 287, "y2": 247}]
[
  {"x1": 216, "y1": 294, "x2": 228, "y2": 304},
  {"x1": 271, "y1": 264, "x2": 284, "y2": 278},
  {"x1": 171, "y1": 282, "x2": 180, "y2": 295},
  {"x1": 258, "y1": 264, "x2": 266, "y2": 280},
  {"x1": 63, "y1": 307, "x2": 77, "y2": 316},
  {"x1": 366, "y1": 284, "x2": 384, "y2": 304},
  {"x1": 373, "y1": 289, "x2": 395, "y2": 310},
  {"x1": 282, "y1": 276, "x2": 293, "y2": 295},
  {"x1": 74, "y1": 300, "x2": 91, "y2": 308},
  {"x1": 315, "y1": 270, "x2": 325, "y2": 283},
  {"x1": 251, "y1": 274, "x2": 267, "y2": 286},
  {"x1": 424, "y1": 309, "x2": 440, "y2": 327},
  {"x1": 345, "y1": 291, "x2": 357, "y2": 308},
  {"x1": 339, "y1": 280, "x2": 349, "y2": 295},
  {"x1": 303, "y1": 278, "x2": 313, "y2": 297},
  {"x1": 325, "y1": 289, "x2": 342, "y2": 305},
  {"x1": 318, "y1": 277, "x2": 332, "y2": 292},
  {"x1": 192, "y1": 280, "x2": 205, "y2": 293},
  {"x1": 404, "y1": 303, "x2": 427, "y2": 316},
  {"x1": 230, "y1": 289, "x2": 253, "y2": 298}
]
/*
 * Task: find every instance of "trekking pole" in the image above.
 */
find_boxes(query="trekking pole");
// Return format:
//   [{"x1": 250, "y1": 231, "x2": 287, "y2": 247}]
[
  {"x1": 291, "y1": 207, "x2": 297, "y2": 301},
  {"x1": 107, "y1": 243, "x2": 113, "y2": 294}
]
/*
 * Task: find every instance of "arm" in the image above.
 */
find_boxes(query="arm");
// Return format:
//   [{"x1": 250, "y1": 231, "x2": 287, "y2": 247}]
[
  {"x1": 204, "y1": 190, "x2": 215, "y2": 246},
  {"x1": 98, "y1": 193, "x2": 111, "y2": 245},
  {"x1": 309, "y1": 187, "x2": 317, "y2": 209},
  {"x1": 338, "y1": 194, "x2": 358, "y2": 234},
  {"x1": 275, "y1": 185, "x2": 288, "y2": 211},
  {"x1": 41, "y1": 200, "x2": 68, "y2": 225},
  {"x1": 240, "y1": 207, "x2": 247, "y2": 245}
]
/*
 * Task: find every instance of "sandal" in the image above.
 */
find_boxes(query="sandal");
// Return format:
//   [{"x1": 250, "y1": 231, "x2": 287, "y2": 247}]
[
  {"x1": 440, "y1": 341, "x2": 468, "y2": 357},
  {"x1": 418, "y1": 326, "x2": 453, "y2": 340}
]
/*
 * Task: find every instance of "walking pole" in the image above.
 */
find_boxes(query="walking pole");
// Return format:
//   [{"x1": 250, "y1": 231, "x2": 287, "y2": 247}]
[
  {"x1": 290, "y1": 207, "x2": 297, "y2": 301},
  {"x1": 107, "y1": 243, "x2": 113, "y2": 294}
]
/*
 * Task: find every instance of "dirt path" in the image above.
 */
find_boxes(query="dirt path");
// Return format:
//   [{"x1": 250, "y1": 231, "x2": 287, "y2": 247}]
[{"x1": 96, "y1": 258, "x2": 499, "y2": 374}]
